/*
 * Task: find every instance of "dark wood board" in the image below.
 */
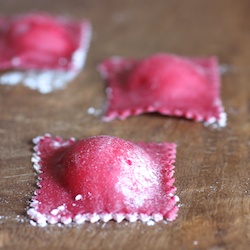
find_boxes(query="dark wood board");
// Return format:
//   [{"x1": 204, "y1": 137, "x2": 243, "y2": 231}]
[{"x1": 0, "y1": 0, "x2": 250, "y2": 249}]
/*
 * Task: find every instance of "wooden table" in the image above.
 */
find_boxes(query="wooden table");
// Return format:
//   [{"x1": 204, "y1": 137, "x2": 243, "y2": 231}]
[{"x1": 0, "y1": 0, "x2": 250, "y2": 249}]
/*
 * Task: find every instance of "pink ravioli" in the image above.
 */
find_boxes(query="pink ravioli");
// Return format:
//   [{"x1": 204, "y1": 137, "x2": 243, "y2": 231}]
[
  {"x1": 98, "y1": 53, "x2": 226, "y2": 125},
  {"x1": 0, "y1": 13, "x2": 91, "y2": 70},
  {"x1": 27, "y1": 134, "x2": 178, "y2": 226}
]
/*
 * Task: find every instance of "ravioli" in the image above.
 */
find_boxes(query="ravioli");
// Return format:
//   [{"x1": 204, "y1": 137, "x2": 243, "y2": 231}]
[
  {"x1": 0, "y1": 13, "x2": 91, "y2": 93},
  {"x1": 98, "y1": 53, "x2": 226, "y2": 126},
  {"x1": 28, "y1": 134, "x2": 178, "y2": 226}
]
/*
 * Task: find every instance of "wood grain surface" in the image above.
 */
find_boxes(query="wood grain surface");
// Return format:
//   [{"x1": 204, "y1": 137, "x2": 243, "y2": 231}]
[{"x1": 0, "y1": 0, "x2": 250, "y2": 249}]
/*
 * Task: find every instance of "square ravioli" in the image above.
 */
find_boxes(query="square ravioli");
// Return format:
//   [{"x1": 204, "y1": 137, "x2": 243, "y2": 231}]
[
  {"x1": 27, "y1": 134, "x2": 178, "y2": 226},
  {"x1": 0, "y1": 13, "x2": 91, "y2": 93},
  {"x1": 98, "y1": 53, "x2": 226, "y2": 127}
]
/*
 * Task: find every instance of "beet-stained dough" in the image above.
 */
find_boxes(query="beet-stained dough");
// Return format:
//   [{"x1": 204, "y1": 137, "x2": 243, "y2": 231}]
[
  {"x1": 0, "y1": 13, "x2": 90, "y2": 70},
  {"x1": 98, "y1": 54, "x2": 226, "y2": 126},
  {"x1": 28, "y1": 134, "x2": 178, "y2": 226},
  {"x1": 0, "y1": 13, "x2": 91, "y2": 93}
]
